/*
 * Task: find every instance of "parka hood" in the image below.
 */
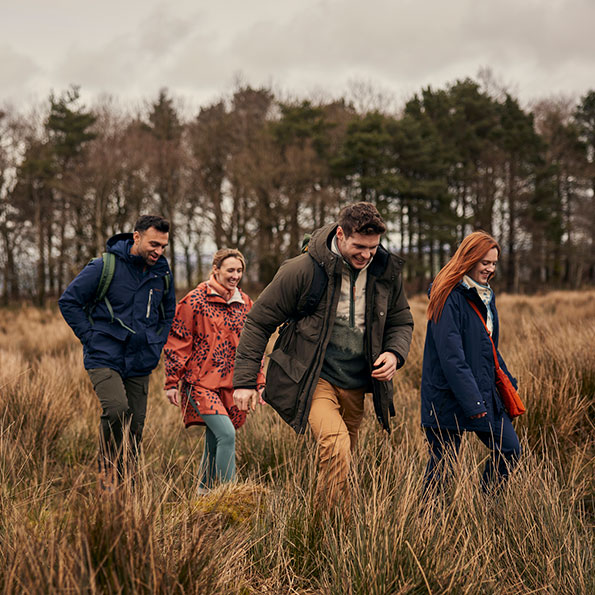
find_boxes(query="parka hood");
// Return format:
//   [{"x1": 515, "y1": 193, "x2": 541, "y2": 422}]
[
  {"x1": 106, "y1": 232, "x2": 170, "y2": 274},
  {"x1": 307, "y1": 222, "x2": 399, "y2": 279},
  {"x1": 306, "y1": 223, "x2": 338, "y2": 267},
  {"x1": 106, "y1": 232, "x2": 133, "y2": 256}
]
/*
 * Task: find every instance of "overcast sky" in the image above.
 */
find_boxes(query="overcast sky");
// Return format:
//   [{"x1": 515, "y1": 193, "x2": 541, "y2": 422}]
[{"x1": 2, "y1": 0, "x2": 594, "y2": 112}]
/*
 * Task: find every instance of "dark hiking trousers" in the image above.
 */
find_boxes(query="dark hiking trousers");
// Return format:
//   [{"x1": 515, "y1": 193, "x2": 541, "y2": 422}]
[
  {"x1": 87, "y1": 368, "x2": 150, "y2": 479},
  {"x1": 424, "y1": 414, "x2": 521, "y2": 494}
]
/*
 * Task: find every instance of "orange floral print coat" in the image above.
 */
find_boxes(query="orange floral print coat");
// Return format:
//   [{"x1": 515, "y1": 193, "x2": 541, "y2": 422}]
[{"x1": 164, "y1": 281, "x2": 265, "y2": 428}]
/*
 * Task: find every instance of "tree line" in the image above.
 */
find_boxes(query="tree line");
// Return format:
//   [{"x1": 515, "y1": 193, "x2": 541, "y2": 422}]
[{"x1": 0, "y1": 78, "x2": 594, "y2": 304}]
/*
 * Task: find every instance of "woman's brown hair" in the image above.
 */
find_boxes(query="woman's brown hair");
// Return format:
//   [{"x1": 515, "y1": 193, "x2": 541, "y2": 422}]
[
  {"x1": 427, "y1": 231, "x2": 500, "y2": 322},
  {"x1": 212, "y1": 248, "x2": 246, "y2": 270}
]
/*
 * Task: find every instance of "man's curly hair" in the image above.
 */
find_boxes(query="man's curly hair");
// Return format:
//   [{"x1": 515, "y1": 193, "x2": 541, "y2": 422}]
[{"x1": 337, "y1": 202, "x2": 386, "y2": 237}]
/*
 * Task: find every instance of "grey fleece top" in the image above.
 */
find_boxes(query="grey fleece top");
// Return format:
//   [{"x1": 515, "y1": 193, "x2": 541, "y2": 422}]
[{"x1": 320, "y1": 235, "x2": 370, "y2": 389}]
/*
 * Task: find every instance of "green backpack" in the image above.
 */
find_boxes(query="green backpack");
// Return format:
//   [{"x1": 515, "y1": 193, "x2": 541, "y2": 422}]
[{"x1": 86, "y1": 252, "x2": 171, "y2": 334}]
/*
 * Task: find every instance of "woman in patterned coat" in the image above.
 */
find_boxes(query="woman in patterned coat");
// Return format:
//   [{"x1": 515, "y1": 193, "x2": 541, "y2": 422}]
[{"x1": 164, "y1": 249, "x2": 264, "y2": 492}]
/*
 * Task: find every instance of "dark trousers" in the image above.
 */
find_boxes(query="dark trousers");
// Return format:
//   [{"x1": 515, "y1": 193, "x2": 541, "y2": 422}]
[
  {"x1": 87, "y1": 368, "x2": 150, "y2": 478},
  {"x1": 424, "y1": 416, "x2": 521, "y2": 493}
]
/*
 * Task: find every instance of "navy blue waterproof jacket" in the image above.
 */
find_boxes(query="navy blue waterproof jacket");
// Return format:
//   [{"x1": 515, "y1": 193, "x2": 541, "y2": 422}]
[
  {"x1": 59, "y1": 233, "x2": 176, "y2": 378},
  {"x1": 420, "y1": 283, "x2": 518, "y2": 432}
]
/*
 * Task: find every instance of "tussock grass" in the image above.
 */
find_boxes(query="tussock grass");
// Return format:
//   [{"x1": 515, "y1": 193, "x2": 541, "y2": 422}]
[{"x1": 0, "y1": 292, "x2": 593, "y2": 593}]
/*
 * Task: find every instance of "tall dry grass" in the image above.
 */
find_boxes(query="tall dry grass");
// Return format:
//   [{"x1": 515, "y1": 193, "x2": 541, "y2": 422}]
[{"x1": 0, "y1": 291, "x2": 593, "y2": 593}]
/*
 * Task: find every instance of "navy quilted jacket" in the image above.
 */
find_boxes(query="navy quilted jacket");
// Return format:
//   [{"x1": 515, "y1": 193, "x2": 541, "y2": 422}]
[
  {"x1": 59, "y1": 233, "x2": 176, "y2": 378},
  {"x1": 420, "y1": 283, "x2": 518, "y2": 431}
]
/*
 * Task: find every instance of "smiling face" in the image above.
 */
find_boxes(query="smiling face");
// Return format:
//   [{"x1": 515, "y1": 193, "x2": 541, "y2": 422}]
[
  {"x1": 467, "y1": 247, "x2": 499, "y2": 285},
  {"x1": 213, "y1": 256, "x2": 244, "y2": 293},
  {"x1": 130, "y1": 227, "x2": 169, "y2": 266},
  {"x1": 336, "y1": 226, "x2": 381, "y2": 270}
]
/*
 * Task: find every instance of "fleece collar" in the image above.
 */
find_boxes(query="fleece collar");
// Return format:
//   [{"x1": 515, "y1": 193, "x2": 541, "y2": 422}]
[{"x1": 207, "y1": 275, "x2": 245, "y2": 304}]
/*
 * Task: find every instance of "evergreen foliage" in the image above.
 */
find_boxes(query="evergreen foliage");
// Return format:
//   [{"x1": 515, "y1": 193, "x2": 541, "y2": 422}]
[{"x1": 0, "y1": 79, "x2": 593, "y2": 298}]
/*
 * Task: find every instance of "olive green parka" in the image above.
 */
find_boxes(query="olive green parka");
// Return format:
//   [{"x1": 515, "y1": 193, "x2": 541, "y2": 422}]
[{"x1": 233, "y1": 223, "x2": 414, "y2": 433}]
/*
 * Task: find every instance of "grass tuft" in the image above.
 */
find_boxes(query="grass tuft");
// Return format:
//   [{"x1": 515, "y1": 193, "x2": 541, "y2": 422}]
[{"x1": 0, "y1": 293, "x2": 593, "y2": 593}]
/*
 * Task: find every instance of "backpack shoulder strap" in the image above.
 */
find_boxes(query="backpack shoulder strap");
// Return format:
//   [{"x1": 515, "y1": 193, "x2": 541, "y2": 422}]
[
  {"x1": 86, "y1": 251, "x2": 136, "y2": 334},
  {"x1": 297, "y1": 254, "x2": 328, "y2": 319},
  {"x1": 96, "y1": 252, "x2": 115, "y2": 302}
]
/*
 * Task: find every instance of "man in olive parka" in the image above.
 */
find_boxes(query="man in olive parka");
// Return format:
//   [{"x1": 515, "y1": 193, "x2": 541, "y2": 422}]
[{"x1": 233, "y1": 202, "x2": 413, "y2": 507}]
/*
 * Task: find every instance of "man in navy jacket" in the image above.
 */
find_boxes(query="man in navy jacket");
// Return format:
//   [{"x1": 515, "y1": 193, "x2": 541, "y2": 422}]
[{"x1": 59, "y1": 215, "x2": 176, "y2": 483}]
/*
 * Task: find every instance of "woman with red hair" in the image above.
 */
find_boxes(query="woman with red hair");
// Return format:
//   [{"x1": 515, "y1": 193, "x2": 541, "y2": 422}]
[{"x1": 421, "y1": 231, "x2": 521, "y2": 492}]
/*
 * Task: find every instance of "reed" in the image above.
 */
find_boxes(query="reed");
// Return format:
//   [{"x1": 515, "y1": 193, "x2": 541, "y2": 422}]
[{"x1": 0, "y1": 291, "x2": 593, "y2": 593}]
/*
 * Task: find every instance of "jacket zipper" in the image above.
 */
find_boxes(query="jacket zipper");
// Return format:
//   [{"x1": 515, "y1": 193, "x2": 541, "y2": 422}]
[{"x1": 146, "y1": 289, "x2": 153, "y2": 318}]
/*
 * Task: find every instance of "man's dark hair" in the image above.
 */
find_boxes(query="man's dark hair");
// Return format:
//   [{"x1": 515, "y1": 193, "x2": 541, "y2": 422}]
[
  {"x1": 134, "y1": 215, "x2": 170, "y2": 233},
  {"x1": 337, "y1": 202, "x2": 386, "y2": 237}
]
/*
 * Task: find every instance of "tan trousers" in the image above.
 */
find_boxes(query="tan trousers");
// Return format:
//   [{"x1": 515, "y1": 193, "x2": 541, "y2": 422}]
[{"x1": 308, "y1": 378, "x2": 366, "y2": 508}]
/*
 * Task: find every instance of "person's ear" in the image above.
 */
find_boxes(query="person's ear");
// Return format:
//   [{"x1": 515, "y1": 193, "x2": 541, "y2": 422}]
[{"x1": 336, "y1": 226, "x2": 345, "y2": 241}]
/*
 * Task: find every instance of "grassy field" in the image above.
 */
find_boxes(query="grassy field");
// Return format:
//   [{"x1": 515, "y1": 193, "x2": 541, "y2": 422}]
[{"x1": 0, "y1": 291, "x2": 593, "y2": 594}]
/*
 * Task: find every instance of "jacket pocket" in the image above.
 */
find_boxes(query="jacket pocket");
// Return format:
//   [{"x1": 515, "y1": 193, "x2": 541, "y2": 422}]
[
  {"x1": 86, "y1": 328, "x2": 127, "y2": 361},
  {"x1": 90, "y1": 321, "x2": 131, "y2": 342},
  {"x1": 143, "y1": 329, "x2": 166, "y2": 370},
  {"x1": 268, "y1": 348, "x2": 308, "y2": 383},
  {"x1": 264, "y1": 348, "x2": 309, "y2": 420}
]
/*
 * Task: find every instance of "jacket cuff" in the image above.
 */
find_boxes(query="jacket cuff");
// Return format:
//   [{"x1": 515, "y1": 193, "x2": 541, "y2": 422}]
[
  {"x1": 463, "y1": 401, "x2": 487, "y2": 418},
  {"x1": 387, "y1": 350, "x2": 404, "y2": 369}
]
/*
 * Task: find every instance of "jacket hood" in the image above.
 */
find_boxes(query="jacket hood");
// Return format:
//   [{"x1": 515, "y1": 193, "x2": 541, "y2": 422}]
[
  {"x1": 106, "y1": 232, "x2": 170, "y2": 274},
  {"x1": 307, "y1": 222, "x2": 396, "y2": 278},
  {"x1": 307, "y1": 223, "x2": 338, "y2": 266},
  {"x1": 106, "y1": 232, "x2": 133, "y2": 257}
]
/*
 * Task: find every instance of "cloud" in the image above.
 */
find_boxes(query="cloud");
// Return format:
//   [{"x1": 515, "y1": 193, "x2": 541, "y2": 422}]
[
  {"x1": 0, "y1": 45, "x2": 40, "y2": 91},
  {"x1": 52, "y1": 5, "x2": 200, "y2": 97},
  {"x1": 173, "y1": 0, "x2": 595, "y2": 102},
  {"x1": 2, "y1": 0, "x2": 594, "y2": 108}
]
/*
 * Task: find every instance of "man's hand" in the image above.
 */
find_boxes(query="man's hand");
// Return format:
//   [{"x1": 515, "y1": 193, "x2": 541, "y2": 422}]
[
  {"x1": 166, "y1": 388, "x2": 179, "y2": 407},
  {"x1": 371, "y1": 352, "x2": 398, "y2": 382},
  {"x1": 233, "y1": 388, "x2": 259, "y2": 412}
]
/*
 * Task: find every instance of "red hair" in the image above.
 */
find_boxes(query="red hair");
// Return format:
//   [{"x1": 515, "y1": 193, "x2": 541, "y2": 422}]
[{"x1": 427, "y1": 231, "x2": 500, "y2": 322}]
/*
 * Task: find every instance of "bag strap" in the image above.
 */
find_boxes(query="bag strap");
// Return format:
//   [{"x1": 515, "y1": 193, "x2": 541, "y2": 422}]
[
  {"x1": 466, "y1": 299, "x2": 500, "y2": 371},
  {"x1": 97, "y1": 252, "x2": 115, "y2": 301},
  {"x1": 86, "y1": 253, "x2": 114, "y2": 325},
  {"x1": 86, "y1": 252, "x2": 136, "y2": 334},
  {"x1": 299, "y1": 256, "x2": 327, "y2": 319}
]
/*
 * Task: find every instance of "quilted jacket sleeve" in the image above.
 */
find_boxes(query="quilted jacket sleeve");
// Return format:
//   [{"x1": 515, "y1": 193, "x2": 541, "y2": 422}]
[
  {"x1": 431, "y1": 297, "x2": 488, "y2": 418},
  {"x1": 233, "y1": 256, "x2": 312, "y2": 389}
]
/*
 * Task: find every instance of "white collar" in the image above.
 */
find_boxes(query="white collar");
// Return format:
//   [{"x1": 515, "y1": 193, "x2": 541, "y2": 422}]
[{"x1": 208, "y1": 284, "x2": 245, "y2": 305}]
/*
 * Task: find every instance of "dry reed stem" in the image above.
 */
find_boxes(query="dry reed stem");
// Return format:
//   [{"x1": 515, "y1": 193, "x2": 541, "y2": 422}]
[{"x1": 0, "y1": 293, "x2": 593, "y2": 594}]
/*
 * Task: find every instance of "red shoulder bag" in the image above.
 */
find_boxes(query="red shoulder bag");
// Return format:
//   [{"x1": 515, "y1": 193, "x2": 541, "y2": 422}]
[{"x1": 467, "y1": 300, "x2": 526, "y2": 418}]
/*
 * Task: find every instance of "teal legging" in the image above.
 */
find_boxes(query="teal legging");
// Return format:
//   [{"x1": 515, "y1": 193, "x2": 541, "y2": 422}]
[{"x1": 199, "y1": 414, "x2": 236, "y2": 489}]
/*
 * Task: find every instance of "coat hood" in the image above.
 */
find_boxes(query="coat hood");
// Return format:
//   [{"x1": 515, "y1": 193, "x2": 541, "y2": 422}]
[
  {"x1": 306, "y1": 222, "x2": 398, "y2": 279},
  {"x1": 106, "y1": 232, "x2": 170, "y2": 274}
]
